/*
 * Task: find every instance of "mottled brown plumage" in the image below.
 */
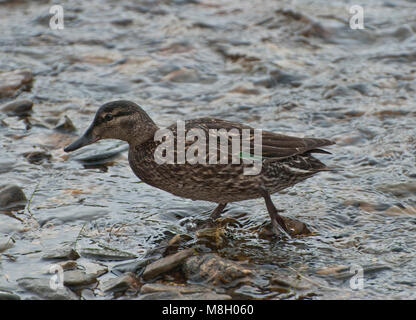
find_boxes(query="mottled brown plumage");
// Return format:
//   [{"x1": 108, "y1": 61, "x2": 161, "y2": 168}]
[{"x1": 64, "y1": 100, "x2": 335, "y2": 237}]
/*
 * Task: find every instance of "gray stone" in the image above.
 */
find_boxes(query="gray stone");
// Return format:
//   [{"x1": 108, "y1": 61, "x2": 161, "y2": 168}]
[
  {"x1": 0, "y1": 290, "x2": 20, "y2": 300},
  {"x1": 1, "y1": 99, "x2": 33, "y2": 116},
  {"x1": 42, "y1": 245, "x2": 80, "y2": 260},
  {"x1": 0, "y1": 184, "x2": 27, "y2": 209},
  {"x1": 142, "y1": 248, "x2": 195, "y2": 280},
  {"x1": 54, "y1": 115, "x2": 77, "y2": 133},
  {"x1": 0, "y1": 237, "x2": 15, "y2": 253},
  {"x1": 0, "y1": 69, "x2": 33, "y2": 98},
  {"x1": 101, "y1": 273, "x2": 137, "y2": 293},
  {"x1": 63, "y1": 270, "x2": 97, "y2": 287},
  {"x1": 80, "y1": 247, "x2": 136, "y2": 261},
  {"x1": 137, "y1": 290, "x2": 231, "y2": 300},
  {"x1": 17, "y1": 277, "x2": 78, "y2": 300},
  {"x1": 140, "y1": 283, "x2": 209, "y2": 295}
]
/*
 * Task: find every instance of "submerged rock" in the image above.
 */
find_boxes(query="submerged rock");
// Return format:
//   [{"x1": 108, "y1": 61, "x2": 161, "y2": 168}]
[
  {"x1": 142, "y1": 248, "x2": 195, "y2": 280},
  {"x1": 23, "y1": 151, "x2": 52, "y2": 164},
  {"x1": 183, "y1": 253, "x2": 252, "y2": 286},
  {"x1": 0, "y1": 237, "x2": 15, "y2": 253},
  {"x1": 1, "y1": 99, "x2": 33, "y2": 116},
  {"x1": 0, "y1": 69, "x2": 33, "y2": 98},
  {"x1": 0, "y1": 184, "x2": 27, "y2": 209},
  {"x1": 0, "y1": 290, "x2": 20, "y2": 300},
  {"x1": 54, "y1": 115, "x2": 77, "y2": 133}
]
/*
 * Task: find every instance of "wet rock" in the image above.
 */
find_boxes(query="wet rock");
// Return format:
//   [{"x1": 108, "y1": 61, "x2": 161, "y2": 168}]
[
  {"x1": 1, "y1": 99, "x2": 33, "y2": 116},
  {"x1": 0, "y1": 184, "x2": 27, "y2": 209},
  {"x1": 57, "y1": 260, "x2": 78, "y2": 271},
  {"x1": 38, "y1": 206, "x2": 109, "y2": 226},
  {"x1": 323, "y1": 85, "x2": 357, "y2": 99},
  {"x1": 0, "y1": 237, "x2": 15, "y2": 253},
  {"x1": 183, "y1": 253, "x2": 252, "y2": 286},
  {"x1": 254, "y1": 69, "x2": 302, "y2": 88},
  {"x1": 101, "y1": 272, "x2": 138, "y2": 293},
  {"x1": 142, "y1": 248, "x2": 195, "y2": 280},
  {"x1": 113, "y1": 258, "x2": 152, "y2": 275},
  {"x1": 0, "y1": 69, "x2": 33, "y2": 98},
  {"x1": 137, "y1": 290, "x2": 231, "y2": 300},
  {"x1": 0, "y1": 161, "x2": 14, "y2": 174},
  {"x1": 17, "y1": 277, "x2": 78, "y2": 300},
  {"x1": 80, "y1": 247, "x2": 136, "y2": 261},
  {"x1": 54, "y1": 115, "x2": 77, "y2": 133},
  {"x1": 140, "y1": 283, "x2": 209, "y2": 295},
  {"x1": 377, "y1": 182, "x2": 416, "y2": 197},
  {"x1": 0, "y1": 290, "x2": 20, "y2": 300},
  {"x1": 162, "y1": 68, "x2": 216, "y2": 84},
  {"x1": 229, "y1": 84, "x2": 260, "y2": 95},
  {"x1": 111, "y1": 18, "x2": 133, "y2": 26},
  {"x1": 259, "y1": 216, "x2": 311, "y2": 239},
  {"x1": 136, "y1": 291, "x2": 182, "y2": 300},
  {"x1": 63, "y1": 270, "x2": 97, "y2": 287},
  {"x1": 23, "y1": 151, "x2": 52, "y2": 164},
  {"x1": 82, "y1": 261, "x2": 108, "y2": 277},
  {"x1": 139, "y1": 282, "x2": 232, "y2": 300},
  {"x1": 233, "y1": 284, "x2": 268, "y2": 299},
  {"x1": 196, "y1": 227, "x2": 227, "y2": 248},
  {"x1": 42, "y1": 245, "x2": 80, "y2": 260}
]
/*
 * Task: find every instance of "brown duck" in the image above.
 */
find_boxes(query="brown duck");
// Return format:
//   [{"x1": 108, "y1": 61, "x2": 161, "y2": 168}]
[{"x1": 64, "y1": 100, "x2": 335, "y2": 237}]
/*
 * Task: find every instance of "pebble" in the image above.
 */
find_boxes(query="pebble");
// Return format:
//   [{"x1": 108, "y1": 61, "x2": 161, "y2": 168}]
[
  {"x1": 377, "y1": 182, "x2": 416, "y2": 198},
  {"x1": 82, "y1": 261, "x2": 108, "y2": 277},
  {"x1": 23, "y1": 151, "x2": 52, "y2": 164},
  {"x1": 1, "y1": 99, "x2": 33, "y2": 116},
  {"x1": 42, "y1": 245, "x2": 80, "y2": 260},
  {"x1": 112, "y1": 258, "x2": 152, "y2": 275},
  {"x1": 100, "y1": 272, "x2": 138, "y2": 293},
  {"x1": 0, "y1": 237, "x2": 15, "y2": 253},
  {"x1": 142, "y1": 248, "x2": 195, "y2": 280},
  {"x1": 63, "y1": 270, "x2": 97, "y2": 287},
  {"x1": 0, "y1": 184, "x2": 27, "y2": 209},
  {"x1": 0, "y1": 69, "x2": 33, "y2": 98}
]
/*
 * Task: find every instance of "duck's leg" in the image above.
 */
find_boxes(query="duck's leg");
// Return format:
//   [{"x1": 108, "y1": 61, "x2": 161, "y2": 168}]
[
  {"x1": 210, "y1": 203, "x2": 227, "y2": 220},
  {"x1": 260, "y1": 189, "x2": 291, "y2": 238}
]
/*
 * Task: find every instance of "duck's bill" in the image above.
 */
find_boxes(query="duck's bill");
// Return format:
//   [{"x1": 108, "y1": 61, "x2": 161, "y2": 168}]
[{"x1": 64, "y1": 128, "x2": 99, "y2": 152}]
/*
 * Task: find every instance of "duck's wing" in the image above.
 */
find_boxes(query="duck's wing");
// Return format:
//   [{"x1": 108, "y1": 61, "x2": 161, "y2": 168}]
[{"x1": 165, "y1": 118, "x2": 334, "y2": 162}]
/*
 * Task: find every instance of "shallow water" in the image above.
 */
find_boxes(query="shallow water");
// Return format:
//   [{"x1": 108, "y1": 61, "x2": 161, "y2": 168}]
[{"x1": 0, "y1": 0, "x2": 416, "y2": 299}]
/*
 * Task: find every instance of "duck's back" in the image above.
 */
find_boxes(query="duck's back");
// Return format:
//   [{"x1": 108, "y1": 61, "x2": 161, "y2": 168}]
[{"x1": 128, "y1": 118, "x2": 334, "y2": 203}]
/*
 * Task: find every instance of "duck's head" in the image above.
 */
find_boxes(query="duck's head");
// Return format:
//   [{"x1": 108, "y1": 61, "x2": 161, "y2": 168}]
[{"x1": 64, "y1": 100, "x2": 158, "y2": 152}]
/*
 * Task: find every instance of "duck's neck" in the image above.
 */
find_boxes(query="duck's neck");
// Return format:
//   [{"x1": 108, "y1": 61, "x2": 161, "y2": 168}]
[{"x1": 127, "y1": 119, "x2": 159, "y2": 147}]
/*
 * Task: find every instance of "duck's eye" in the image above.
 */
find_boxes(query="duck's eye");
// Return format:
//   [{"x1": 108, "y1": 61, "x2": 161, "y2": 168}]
[{"x1": 104, "y1": 114, "x2": 114, "y2": 122}]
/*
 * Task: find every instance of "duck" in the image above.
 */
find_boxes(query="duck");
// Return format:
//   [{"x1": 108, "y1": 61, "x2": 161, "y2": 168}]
[{"x1": 64, "y1": 100, "x2": 335, "y2": 237}]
